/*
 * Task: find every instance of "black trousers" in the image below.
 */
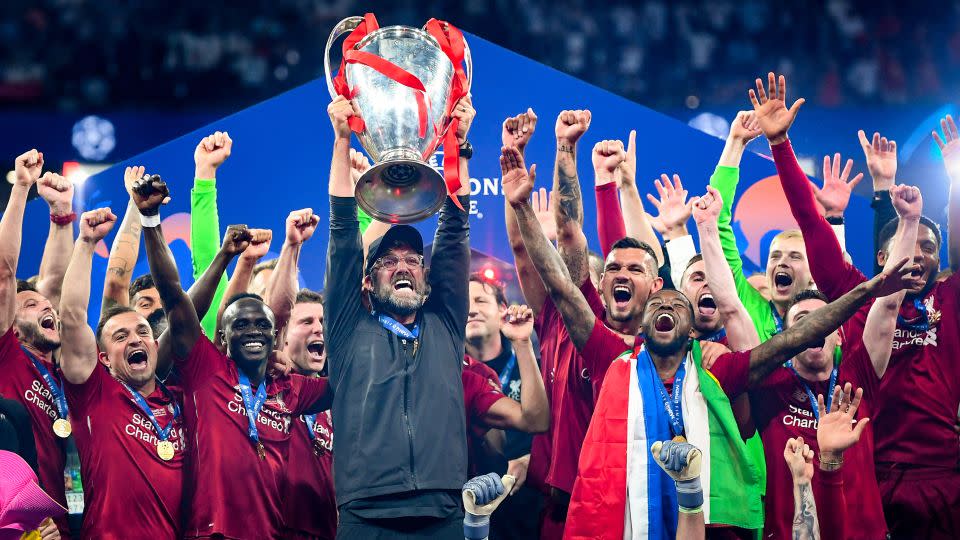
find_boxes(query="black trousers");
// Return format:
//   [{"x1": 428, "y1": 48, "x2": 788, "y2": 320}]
[{"x1": 335, "y1": 510, "x2": 463, "y2": 540}]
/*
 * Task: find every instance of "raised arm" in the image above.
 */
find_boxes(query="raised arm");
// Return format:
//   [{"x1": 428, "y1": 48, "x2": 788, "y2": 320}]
[
  {"x1": 0, "y1": 150, "x2": 43, "y2": 331},
  {"x1": 501, "y1": 109, "x2": 549, "y2": 316},
  {"x1": 858, "y1": 130, "x2": 898, "y2": 274},
  {"x1": 593, "y1": 138, "x2": 628, "y2": 257},
  {"x1": 481, "y1": 305, "x2": 549, "y2": 433},
  {"x1": 746, "y1": 260, "x2": 920, "y2": 387},
  {"x1": 502, "y1": 146, "x2": 595, "y2": 350},
  {"x1": 616, "y1": 130, "x2": 665, "y2": 265},
  {"x1": 710, "y1": 113, "x2": 769, "y2": 316},
  {"x1": 133, "y1": 176, "x2": 204, "y2": 358},
  {"x1": 266, "y1": 209, "x2": 317, "y2": 335},
  {"x1": 59, "y1": 209, "x2": 117, "y2": 384},
  {"x1": 814, "y1": 152, "x2": 863, "y2": 255},
  {"x1": 34, "y1": 173, "x2": 75, "y2": 307},
  {"x1": 864, "y1": 185, "x2": 922, "y2": 378},
  {"x1": 693, "y1": 187, "x2": 760, "y2": 351},
  {"x1": 553, "y1": 109, "x2": 592, "y2": 286},
  {"x1": 425, "y1": 96, "x2": 473, "y2": 328},
  {"x1": 647, "y1": 174, "x2": 694, "y2": 285},
  {"x1": 932, "y1": 114, "x2": 960, "y2": 272},
  {"x1": 102, "y1": 166, "x2": 145, "y2": 313},
  {"x1": 191, "y1": 131, "x2": 233, "y2": 336},
  {"x1": 784, "y1": 437, "x2": 820, "y2": 540},
  {"x1": 750, "y1": 71, "x2": 864, "y2": 301}
]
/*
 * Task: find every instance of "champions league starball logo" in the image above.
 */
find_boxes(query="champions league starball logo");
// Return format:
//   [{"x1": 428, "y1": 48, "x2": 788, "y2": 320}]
[{"x1": 72, "y1": 115, "x2": 116, "y2": 161}]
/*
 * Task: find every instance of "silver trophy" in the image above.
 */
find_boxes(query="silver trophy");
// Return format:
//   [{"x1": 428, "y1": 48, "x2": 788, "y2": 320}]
[{"x1": 325, "y1": 17, "x2": 472, "y2": 223}]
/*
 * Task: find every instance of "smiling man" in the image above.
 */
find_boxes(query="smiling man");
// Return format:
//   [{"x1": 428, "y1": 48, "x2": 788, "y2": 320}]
[
  {"x1": 280, "y1": 289, "x2": 336, "y2": 540},
  {"x1": 133, "y1": 175, "x2": 331, "y2": 539},
  {"x1": 323, "y1": 94, "x2": 474, "y2": 539},
  {"x1": 56, "y1": 207, "x2": 187, "y2": 539},
  {"x1": 0, "y1": 150, "x2": 75, "y2": 538}
]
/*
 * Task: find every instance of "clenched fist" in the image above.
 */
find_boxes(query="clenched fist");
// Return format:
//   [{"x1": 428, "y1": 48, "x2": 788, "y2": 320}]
[
  {"x1": 555, "y1": 110, "x2": 591, "y2": 145},
  {"x1": 38, "y1": 172, "x2": 74, "y2": 215},
  {"x1": 131, "y1": 174, "x2": 171, "y2": 216},
  {"x1": 14, "y1": 149, "x2": 43, "y2": 188},
  {"x1": 195, "y1": 131, "x2": 233, "y2": 179},
  {"x1": 286, "y1": 209, "x2": 319, "y2": 245},
  {"x1": 79, "y1": 208, "x2": 117, "y2": 243}
]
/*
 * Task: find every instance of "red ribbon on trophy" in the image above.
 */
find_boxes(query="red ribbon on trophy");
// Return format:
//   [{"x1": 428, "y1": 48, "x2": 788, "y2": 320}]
[{"x1": 330, "y1": 13, "x2": 469, "y2": 209}]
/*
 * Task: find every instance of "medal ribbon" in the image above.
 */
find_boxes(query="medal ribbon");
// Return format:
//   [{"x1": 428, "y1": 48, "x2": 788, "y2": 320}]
[
  {"x1": 23, "y1": 347, "x2": 68, "y2": 421},
  {"x1": 237, "y1": 370, "x2": 268, "y2": 447},
  {"x1": 377, "y1": 313, "x2": 420, "y2": 340},
  {"x1": 120, "y1": 380, "x2": 180, "y2": 442},
  {"x1": 786, "y1": 361, "x2": 837, "y2": 421},
  {"x1": 770, "y1": 301, "x2": 784, "y2": 335},
  {"x1": 303, "y1": 413, "x2": 318, "y2": 442},
  {"x1": 497, "y1": 351, "x2": 517, "y2": 395},
  {"x1": 636, "y1": 348, "x2": 685, "y2": 439},
  {"x1": 699, "y1": 327, "x2": 727, "y2": 343},
  {"x1": 897, "y1": 297, "x2": 930, "y2": 332}
]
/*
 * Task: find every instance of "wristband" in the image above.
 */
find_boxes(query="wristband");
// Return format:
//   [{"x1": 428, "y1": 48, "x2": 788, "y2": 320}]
[
  {"x1": 50, "y1": 212, "x2": 76, "y2": 226},
  {"x1": 819, "y1": 455, "x2": 844, "y2": 471},
  {"x1": 825, "y1": 215, "x2": 844, "y2": 225},
  {"x1": 139, "y1": 213, "x2": 161, "y2": 228}
]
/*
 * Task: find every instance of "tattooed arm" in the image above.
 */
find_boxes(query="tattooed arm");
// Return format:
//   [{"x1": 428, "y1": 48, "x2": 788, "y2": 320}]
[
  {"x1": 784, "y1": 437, "x2": 819, "y2": 540},
  {"x1": 502, "y1": 146, "x2": 596, "y2": 350},
  {"x1": 553, "y1": 109, "x2": 592, "y2": 286},
  {"x1": 102, "y1": 166, "x2": 146, "y2": 314},
  {"x1": 746, "y1": 259, "x2": 919, "y2": 387}
]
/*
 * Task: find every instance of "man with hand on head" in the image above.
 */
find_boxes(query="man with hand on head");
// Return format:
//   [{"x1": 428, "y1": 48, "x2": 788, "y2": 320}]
[
  {"x1": 280, "y1": 289, "x2": 336, "y2": 540},
  {"x1": 58, "y1": 207, "x2": 189, "y2": 539},
  {"x1": 323, "y1": 93, "x2": 473, "y2": 538},
  {"x1": 0, "y1": 149, "x2": 72, "y2": 538},
  {"x1": 133, "y1": 175, "x2": 331, "y2": 539}
]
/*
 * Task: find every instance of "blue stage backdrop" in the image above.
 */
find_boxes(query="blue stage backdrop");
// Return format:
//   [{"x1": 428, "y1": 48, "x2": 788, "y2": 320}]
[{"x1": 10, "y1": 33, "x2": 953, "y2": 326}]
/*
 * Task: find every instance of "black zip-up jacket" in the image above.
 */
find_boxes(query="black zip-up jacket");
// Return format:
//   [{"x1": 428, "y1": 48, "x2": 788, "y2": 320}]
[{"x1": 324, "y1": 195, "x2": 470, "y2": 510}]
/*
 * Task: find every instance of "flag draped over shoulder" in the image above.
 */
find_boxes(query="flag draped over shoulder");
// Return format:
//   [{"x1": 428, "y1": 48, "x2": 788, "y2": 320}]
[{"x1": 564, "y1": 341, "x2": 764, "y2": 540}]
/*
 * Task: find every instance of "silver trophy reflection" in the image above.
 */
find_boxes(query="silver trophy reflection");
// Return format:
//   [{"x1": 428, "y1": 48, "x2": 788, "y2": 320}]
[{"x1": 325, "y1": 16, "x2": 472, "y2": 223}]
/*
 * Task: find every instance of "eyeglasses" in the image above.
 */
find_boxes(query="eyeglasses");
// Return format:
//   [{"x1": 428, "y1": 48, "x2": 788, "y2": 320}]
[{"x1": 374, "y1": 254, "x2": 424, "y2": 271}]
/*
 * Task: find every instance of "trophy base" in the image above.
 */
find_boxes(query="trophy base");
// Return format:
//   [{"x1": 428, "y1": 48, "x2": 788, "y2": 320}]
[{"x1": 356, "y1": 159, "x2": 447, "y2": 224}]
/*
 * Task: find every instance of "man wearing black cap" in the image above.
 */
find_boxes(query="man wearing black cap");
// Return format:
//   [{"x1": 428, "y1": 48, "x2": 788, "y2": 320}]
[{"x1": 323, "y1": 95, "x2": 475, "y2": 539}]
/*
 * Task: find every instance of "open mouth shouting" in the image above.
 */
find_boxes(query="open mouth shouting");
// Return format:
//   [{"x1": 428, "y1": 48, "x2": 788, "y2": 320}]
[
  {"x1": 654, "y1": 312, "x2": 677, "y2": 333},
  {"x1": 612, "y1": 283, "x2": 633, "y2": 309},
  {"x1": 773, "y1": 271, "x2": 794, "y2": 296},
  {"x1": 697, "y1": 293, "x2": 717, "y2": 317},
  {"x1": 39, "y1": 313, "x2": 56, "y2": 331},
  {"x1": 126, "y1": 348, "x2": 149, "y2": 371},
  {"x1": 307, "y1": 339, "x2": 325, "y2": 361}
]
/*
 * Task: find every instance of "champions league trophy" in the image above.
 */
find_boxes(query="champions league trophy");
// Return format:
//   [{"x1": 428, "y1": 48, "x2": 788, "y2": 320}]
[{"x1": 325, "y1": 15, "x2": 473, "y2": 223}]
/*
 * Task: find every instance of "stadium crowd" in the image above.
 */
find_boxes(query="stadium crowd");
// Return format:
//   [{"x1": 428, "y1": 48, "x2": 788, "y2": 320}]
[
  {"x1": 2, "y1": 1, "x2": 960, "y2": 109},
  {"x1": 0, "y1": 68, "x2": 958, "y2": 540}
]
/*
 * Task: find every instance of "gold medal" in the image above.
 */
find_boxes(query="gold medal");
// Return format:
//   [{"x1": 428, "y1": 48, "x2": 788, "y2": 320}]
[
  {"x1": 256, "y1": 441, "x2": 266, "y2": 460},
  {"x1": 312, "y1": 438, "x2": 326, "y2": 457},
  {"x1": 157, "y1": 440, "x2": 175, "y2": 461},
  {"x1": 672, "y1": 435, "x2": 686, "y2": 443},
  {"x1": 52, "y1": 418, "x2": 72, "y2": 438}
]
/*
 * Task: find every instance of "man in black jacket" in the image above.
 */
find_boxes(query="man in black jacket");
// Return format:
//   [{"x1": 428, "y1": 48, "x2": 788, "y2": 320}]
[{"x1": 324, "y1": 94, "x2": 475, "y2": 539}]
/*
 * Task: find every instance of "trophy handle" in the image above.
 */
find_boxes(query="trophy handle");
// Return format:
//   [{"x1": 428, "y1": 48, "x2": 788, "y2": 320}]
[
  {"x1": 324, "y1": 16, "x2": 365, "y2": 99},
  {"x1": 462, "y1": 37, "x2": 473, "y2": 93}
]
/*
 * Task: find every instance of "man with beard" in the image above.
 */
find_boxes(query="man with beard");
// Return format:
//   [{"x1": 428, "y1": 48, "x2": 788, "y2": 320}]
[
  {"x1": 560, "y1": 260, "x2": 914, "y2": 540},
  {"x1": 57, "y1": 208, "x2": 197, "y2": 538},
  {"x1": 134, "y1": 176, "x2": 331, "y2": 539},
  {"x1": 754, "y1": 69, "x2": 960, "y2": 537},
  {"x1": 323, "y1": 94, "x2": 474, "y2": 538},
  {"x1": 502, "y1": 112, "x2": 661, "y2": 538},
  {"x1": 0, "y1": 149, "x2": 76, "y2": 538},
  {"x1": 280, "y1": 289, "x2": 336, "y2": 540}
]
